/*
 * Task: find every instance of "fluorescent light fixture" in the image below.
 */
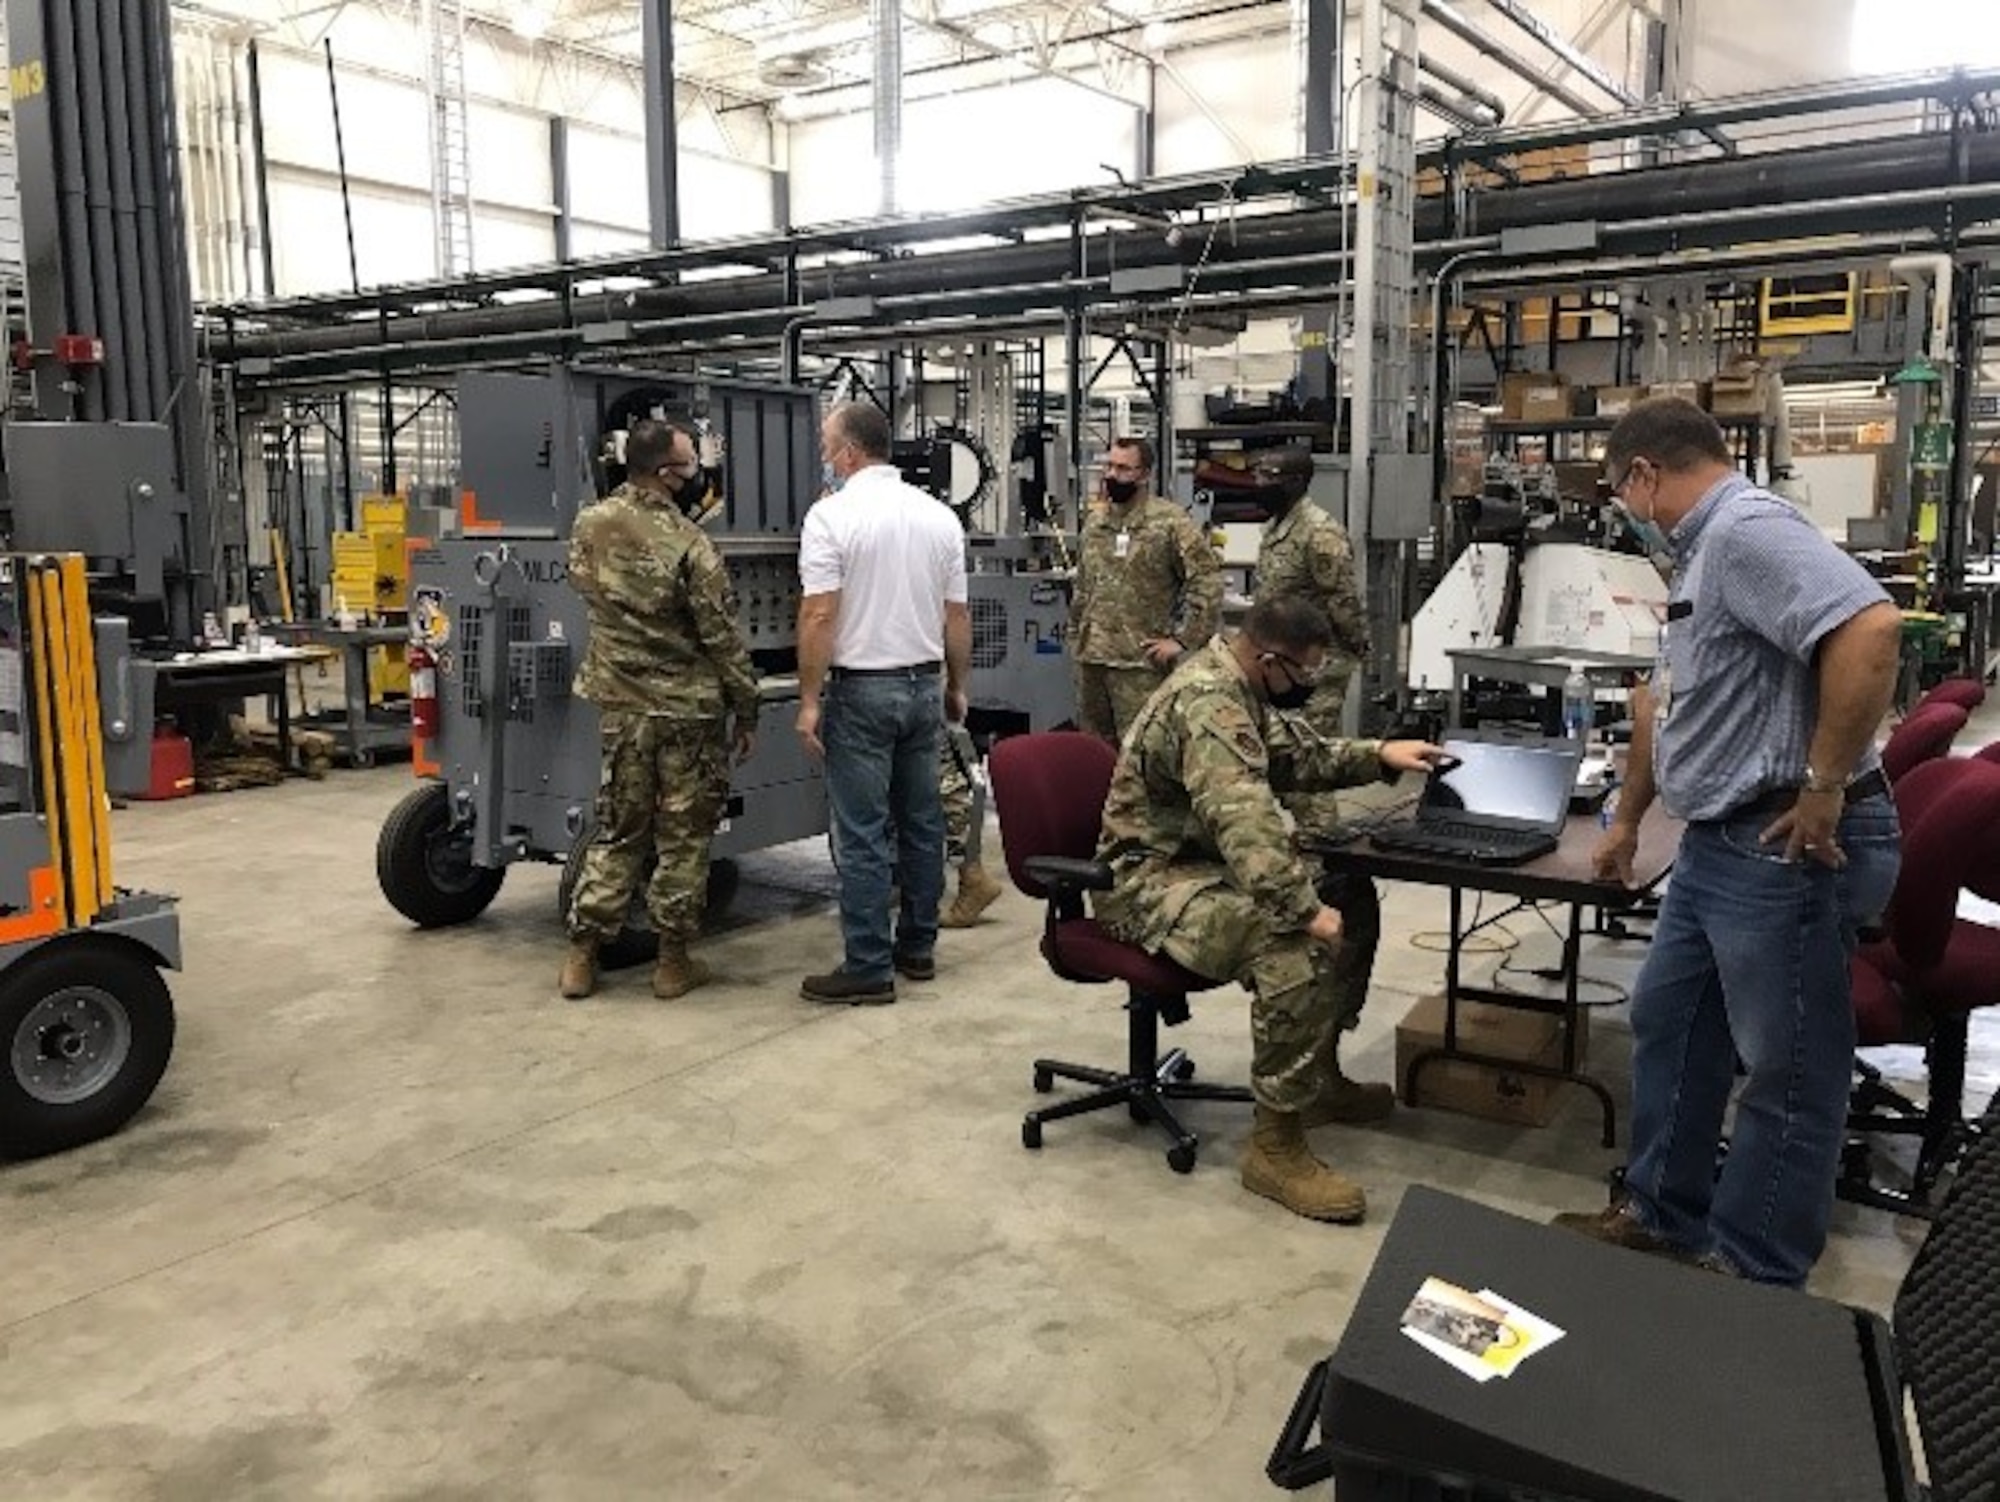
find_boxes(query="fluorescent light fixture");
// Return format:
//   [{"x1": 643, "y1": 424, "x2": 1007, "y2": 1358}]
[
  {"x1": 1142, "y1": 19, "x2": 1169, "y2": 49},
  {"x1": 512, "y1": 4, "x2": 552, "y2": 41}
]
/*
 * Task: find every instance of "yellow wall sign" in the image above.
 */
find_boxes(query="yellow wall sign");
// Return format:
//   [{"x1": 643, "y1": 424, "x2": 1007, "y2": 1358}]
[{"x1": 9, "y1": 58, "x2": 46, "y2": 102}]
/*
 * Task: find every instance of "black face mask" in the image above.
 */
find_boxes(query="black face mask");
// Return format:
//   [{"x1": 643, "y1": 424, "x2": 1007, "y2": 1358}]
[
  {"x1": 1272, "y1": 476, "x2": 1310, "y2": 512},
  {"x1": 1263, "y1": 662, "x2": 1314, "y2": 711},
  {"x1": 1105, "y1": 477, "x2": 1141, "y2": 505}
]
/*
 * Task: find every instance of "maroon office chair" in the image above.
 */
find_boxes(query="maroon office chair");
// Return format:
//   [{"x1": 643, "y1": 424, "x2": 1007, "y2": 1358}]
[
  {"x1": 1881, "y1": 701, "x2": 1970, "y2": 785},
  {"x1": 989, "y1": 731, "x2": 1253, "y2": 1174},
  {"x1": 1916, "y1": 677, "x2": 1987, "y2": 714},
  {"x1": 1973, "y1": 739, "x2": 2000, "y2": 768},
  {"x1": 1840, "y1": 756, "x2": 2000, "y2": 1215}
]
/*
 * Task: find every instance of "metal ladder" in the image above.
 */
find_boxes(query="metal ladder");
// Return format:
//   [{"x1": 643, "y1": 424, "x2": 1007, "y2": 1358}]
[{"x1": 421, "y1": 0, "x2": 475, "y2": 278}]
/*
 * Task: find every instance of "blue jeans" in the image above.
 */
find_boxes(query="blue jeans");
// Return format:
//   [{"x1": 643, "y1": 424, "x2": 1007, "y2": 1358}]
[
  {"x1": 822, "y1": 672, "x2": 946, "y2": 982},
  {"x1": 1624, "y1": 794, "x2": 1901, "y2": 1286}
]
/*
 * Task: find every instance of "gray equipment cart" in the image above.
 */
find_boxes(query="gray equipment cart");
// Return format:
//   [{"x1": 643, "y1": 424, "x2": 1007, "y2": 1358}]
[{"x1": 375, "y1": 367, "x2": 826, "y2": 963}]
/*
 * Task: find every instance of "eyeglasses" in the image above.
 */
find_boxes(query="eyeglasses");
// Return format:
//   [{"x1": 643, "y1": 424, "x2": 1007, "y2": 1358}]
[
  {"x1": 1608, "y1": 457, "x2": 1652, "y2": 498},
  {"x1": 1260, "y1": 651, "x2": 1327, "y2": 686}
]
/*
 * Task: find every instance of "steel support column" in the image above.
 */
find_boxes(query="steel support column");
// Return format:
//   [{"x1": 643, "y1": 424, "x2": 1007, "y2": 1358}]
[
  {"x1": 550, "y1": 116, "x2": 573, "y2": 264},
  {"x1": 872, "y1": 0, "x2": 903, "y2": 216},
  {"x1": 1297, "y1": 0, "x2": 1342, "y2": 407},
  {"x1": 641, "y1": 0, "x2": 680, "y2": 247}
]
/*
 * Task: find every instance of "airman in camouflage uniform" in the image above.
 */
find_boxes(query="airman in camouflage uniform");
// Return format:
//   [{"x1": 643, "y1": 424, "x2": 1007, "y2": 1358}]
[
  {"x1": 938, "y1": 722, "x2": 1003, "y2": 926},
  {"x1": 560, "y1": 420, "x2": 760, "y2": 1002},
  {"x1": 1094, "y1": 596, "x2": 1440, "y2": 1223},
  {"x1": 1250, "y1": 447, "x2": 1381, "y2": 1046},
  {"x1": 1070, "y1": 436, "x2": 1222, "y2": 744}
]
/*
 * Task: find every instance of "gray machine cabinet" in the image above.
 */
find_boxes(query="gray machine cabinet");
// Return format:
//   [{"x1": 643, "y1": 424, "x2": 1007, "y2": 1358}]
[
  {"x1": 3, "y1": 423, "x2": 189, "y2": 602},
  {"x1": 423, "y1": 365, "x2": 1075, "y2": 878},
  {"x1": 414, "y1": 537, "x2": 825, "y2": 870}
]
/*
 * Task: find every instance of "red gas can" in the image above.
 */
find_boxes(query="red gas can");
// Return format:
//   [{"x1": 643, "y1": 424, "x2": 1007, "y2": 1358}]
[{"x1": 138, "y1": 726, "x2": 196, "y2": 801}]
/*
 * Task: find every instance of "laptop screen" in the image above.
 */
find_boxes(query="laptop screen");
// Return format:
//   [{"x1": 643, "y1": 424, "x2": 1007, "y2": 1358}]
[{"x1": 1421, "y1": 736, "x2": 1580, "y2": 834}]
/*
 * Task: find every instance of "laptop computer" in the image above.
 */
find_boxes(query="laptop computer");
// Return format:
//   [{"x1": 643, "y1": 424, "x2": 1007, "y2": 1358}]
[{"x1": 1365, "y1": 730, "x2": 1584, "y2": 866}]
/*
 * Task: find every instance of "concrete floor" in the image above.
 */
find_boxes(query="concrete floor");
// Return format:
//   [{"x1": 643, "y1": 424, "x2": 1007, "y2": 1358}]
[{"x1": 4, "y1": 729, "x2": 1993, "y2": 1499}]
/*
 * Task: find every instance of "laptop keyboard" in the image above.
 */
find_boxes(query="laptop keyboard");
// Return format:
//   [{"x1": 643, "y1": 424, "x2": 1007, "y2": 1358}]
[{"x1": 1367, "y1": 820, "x2": 1559, "y2": 864}]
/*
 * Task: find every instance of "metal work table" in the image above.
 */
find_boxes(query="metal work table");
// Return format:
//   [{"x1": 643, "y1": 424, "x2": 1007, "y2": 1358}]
[
  {"x1": 265, "y1": 621, "x2": 413, "y2": 767},
  {"x1": 1444, "y1": 643, "x2": 1654, "y2": 727},
  {"x1": 1306, "y1": 803, "x2": 1682, "y2": 1146},
  {"x1": 154, "y1": 648, "x2": 315, "y2": 775}
]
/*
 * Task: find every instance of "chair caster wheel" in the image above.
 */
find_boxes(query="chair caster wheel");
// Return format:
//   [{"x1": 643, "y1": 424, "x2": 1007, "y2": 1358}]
[
  {"x1": 1032, "y1": 1066, "x2": 1054, "y2": 1093},
  {"x1": 1022, "y1": 1118, "x2": 1043, "y2": 1151},
  {"x1": 1171, "y1": 1058, "x2": 1197, "y2": 1082},
  {"x1": 1166, "y1": 1141, "x2": 1198, "y2": 1175}
]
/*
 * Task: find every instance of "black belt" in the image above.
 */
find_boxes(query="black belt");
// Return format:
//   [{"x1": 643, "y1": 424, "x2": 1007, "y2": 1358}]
[
  {"x1": 828, "y1": 661, "x2": 941, "y2": 680},
  {"x1": 1728, "y1": 766, "x2": 1890, "y2": 822}
]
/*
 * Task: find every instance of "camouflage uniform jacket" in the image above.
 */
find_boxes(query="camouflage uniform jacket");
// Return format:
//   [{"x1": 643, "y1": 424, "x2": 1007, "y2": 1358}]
[
  {"x1": 1071, "y1": 495, "x2": 1222, "y2": 666},
  {"x1": 568, "y1": 482, "x2": 760, "y2": 723},
  {"x1": 1092, "y1": 639, "x2": 1387, "y2": 949},
  {"x1": 1255, "y1": 500, "x2": 1370, "y2": 676}
]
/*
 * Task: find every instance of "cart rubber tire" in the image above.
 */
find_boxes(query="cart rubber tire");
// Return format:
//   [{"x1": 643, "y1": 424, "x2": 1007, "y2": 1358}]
[
  {"x1": 377, "y1": 782, "x2": 505, "y2": 928},
  {"x1": 1, "y1": 940, "x2": 176, "y2": 1159}
]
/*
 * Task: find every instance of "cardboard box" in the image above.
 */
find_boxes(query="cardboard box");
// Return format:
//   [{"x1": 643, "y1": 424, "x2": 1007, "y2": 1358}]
[
  {"x1": 1498, "y1": 371, "x2": 1544, "y2": 420},
  {"x1": 1595, "y1": 384, "x2": 1648, "y2": 419},
  {"x1": 1650, "y1": 379, "x2": 1711, "y2": 409},
  {"x1": 1394, "y1": 993, "x2": 1590, "y2": 1128},
  {"x1": 1519, "y1": 382, "x2": 1577, "y2": 423},
  {"x1": 1708, "y1": 373, "x2": 1767, "y2": 417}
]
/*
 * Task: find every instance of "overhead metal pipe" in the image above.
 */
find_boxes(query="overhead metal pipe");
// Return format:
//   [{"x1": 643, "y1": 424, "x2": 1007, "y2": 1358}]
[
  {"x1": 1418, "y1": 0, "x2": 1600, "y2": 118},
  {"x1": 221, "y1": 130, "x2": 2000, "y2": 375},
  {"x1": 1417, "y1": 52, "x2": 1506, "y2": 123},
  {"x1": 1479, "y1": 0, "x2": 1636, "y2": 106},
  {"x1": 1417, "y1": 81, "x2": 1501, "y2": 132}
]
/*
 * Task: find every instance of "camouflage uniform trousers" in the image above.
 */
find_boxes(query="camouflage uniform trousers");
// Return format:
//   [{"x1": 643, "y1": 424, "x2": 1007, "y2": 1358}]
[
  {"x1": 1149, "y1": 865, "x2": 1381, "y2": 1111},
  {"x1": 1075, "y1": 662, "x2": 1166, "y2": 745},
  {"x1": 1273, "y1": 672, "x2": 1380, "y2": 1039},
  {"x1": 570, "y1": 711, "x2": 731, "y2": 944},
  {"x1": 940, "y1": 722, "x2": 985, "y2": 866}
]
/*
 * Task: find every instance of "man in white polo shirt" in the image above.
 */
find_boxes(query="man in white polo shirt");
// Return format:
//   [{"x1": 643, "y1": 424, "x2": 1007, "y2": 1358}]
[{"x1": 796, "y1": 402, "x2": 972, "y2": 1004}]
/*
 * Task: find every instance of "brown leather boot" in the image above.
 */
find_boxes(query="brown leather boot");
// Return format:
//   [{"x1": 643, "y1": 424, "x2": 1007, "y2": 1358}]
[
  {"x1": 940, "y1": 860, "x2": 1004, "y2": 929},
  {"x1": 652, "y1": 941, "x2": 710, "y2": 1000},
  {"x1": 1298, "y1": 1066, "x2": 1397, "y2": 1128},
  {"x1": 1240, "y1": 1104, "x2": 1367, "y2": 1223},
  {"x1": 558, "y1": 937, "x2": 600, "y2": 1000}
]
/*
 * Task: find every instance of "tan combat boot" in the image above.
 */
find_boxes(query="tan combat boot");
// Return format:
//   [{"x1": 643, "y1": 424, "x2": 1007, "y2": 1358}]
[
  {"x1": 652, "y1": 941, "x2": 711, "y2": 1000},
  {"x1": 558, "y1": 937, "x2": 600, "y2": 1000},
  {"x1": 1241, "y1": 1104, "x2": 1368, "y2": 1223},
  {"x1": 940, "y1": 859, "x2": 1005, "y2": 929},
  {"x1": 1298, "y1": 1060, "x2": 1397, "y2": 1128}
]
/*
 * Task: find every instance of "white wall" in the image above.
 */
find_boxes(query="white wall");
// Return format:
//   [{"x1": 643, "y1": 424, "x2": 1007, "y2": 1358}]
[
  {"x1": 173, "y1": 0, "x2": 783, "y2": 299},
  {"x1": 785, "y1": 74, "x2": 1141, "y2": 224}
]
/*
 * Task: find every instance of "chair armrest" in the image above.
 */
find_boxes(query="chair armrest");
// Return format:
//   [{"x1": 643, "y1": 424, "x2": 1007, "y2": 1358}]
[{"x1": 1024, "y1": 855, "x2": 1114, "y2": 893}]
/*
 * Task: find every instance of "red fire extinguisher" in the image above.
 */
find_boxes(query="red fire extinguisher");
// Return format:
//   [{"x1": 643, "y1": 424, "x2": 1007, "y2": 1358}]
[{"x1": 408, "y1": 643, "x2": 439, "y2": 740}]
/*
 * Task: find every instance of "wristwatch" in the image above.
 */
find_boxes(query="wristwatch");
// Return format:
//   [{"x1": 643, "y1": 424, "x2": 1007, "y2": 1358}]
[{"x1": 1801, "y1": 766, "x2": 1847, "y2": 795}]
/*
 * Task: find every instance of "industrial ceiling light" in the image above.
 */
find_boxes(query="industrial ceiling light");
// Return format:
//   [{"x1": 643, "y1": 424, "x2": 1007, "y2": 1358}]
[
  {"x1": 512, "y1": 3, "x2": 554, "y2": 41},
  {"x1": 1142, "y1": 19, "x2": 1169, "y2": 50}
]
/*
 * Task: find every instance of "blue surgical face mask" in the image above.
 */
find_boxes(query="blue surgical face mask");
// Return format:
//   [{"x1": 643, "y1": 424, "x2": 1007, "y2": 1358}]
[
  {"x1": 1618, "y1": 504, "x2": 1671, "y2": 556},
  {"x1": 821, "y1": 460, "x2": 844, "y2": 493}
]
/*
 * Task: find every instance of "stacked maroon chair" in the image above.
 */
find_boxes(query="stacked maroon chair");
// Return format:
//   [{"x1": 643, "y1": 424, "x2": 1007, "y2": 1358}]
[
  {"x1": 1841, "y1": 756, "x2": 2000, "y2": 1215},
  {"x1": 1915, "y1": 678, "x2": 1987, "y2": 714},
  {"x1": 1881, "y1": 701, "x2": 1970, "y2": 785},
  {"x1": 989, "y1": 732, "x2": 1253, "y2": 1174},
  {"x1": 1974, "y1": 741, "x2": 2000, "y2": 768}
]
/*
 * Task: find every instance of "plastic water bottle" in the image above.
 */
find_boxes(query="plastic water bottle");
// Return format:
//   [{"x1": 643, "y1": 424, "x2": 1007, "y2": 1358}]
[{"x1": 1561, "y1": 665, "x2": 1593, "y2": 746}]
